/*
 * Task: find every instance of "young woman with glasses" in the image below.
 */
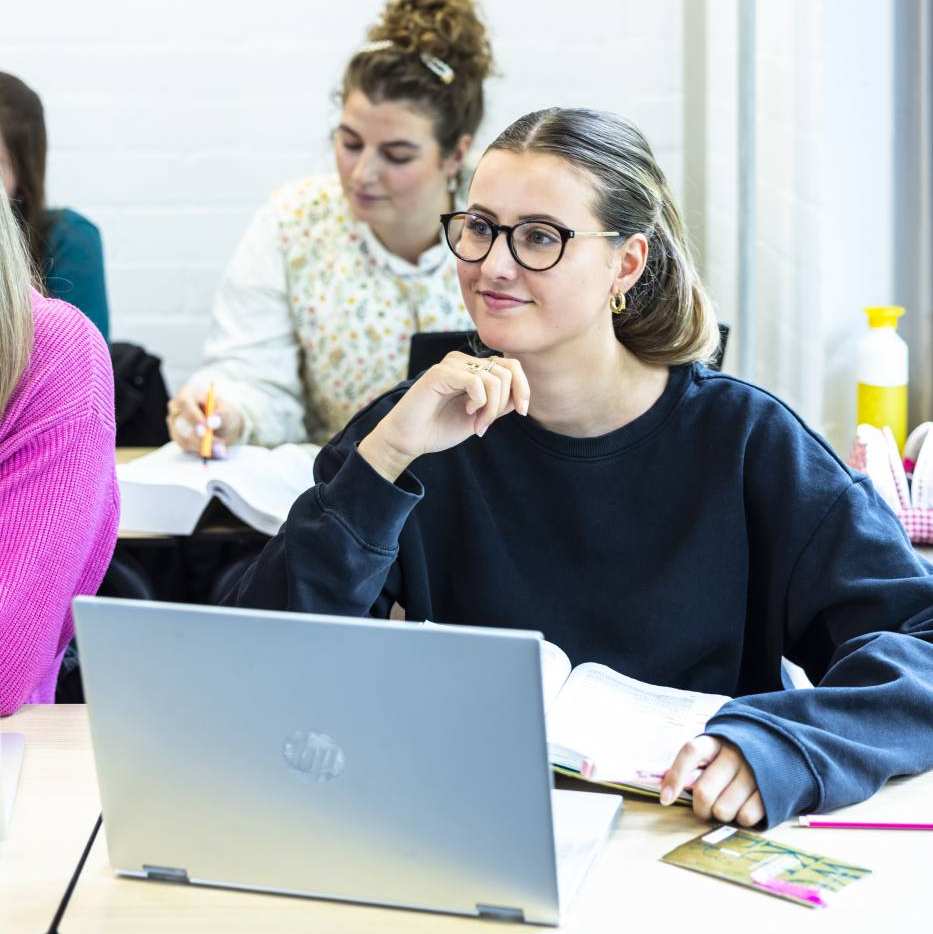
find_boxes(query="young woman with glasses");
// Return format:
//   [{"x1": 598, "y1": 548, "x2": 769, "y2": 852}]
[
  {"x1": 229, "y1": 108, "x2": 933, "y2": 831},
  {"x1": 167, "y1": 0, "x2": 492, "y2": 451}
]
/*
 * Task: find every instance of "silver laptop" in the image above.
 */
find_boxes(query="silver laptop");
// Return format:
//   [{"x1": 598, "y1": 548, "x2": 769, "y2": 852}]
[{"x1": 73, "y1": 597, "x2": 621, "y2": 925}]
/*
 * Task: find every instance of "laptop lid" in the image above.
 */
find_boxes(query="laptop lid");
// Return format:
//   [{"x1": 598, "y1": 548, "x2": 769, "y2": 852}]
[{"x1": 73, "y1": 597, "x2": 563, "y2": 923}]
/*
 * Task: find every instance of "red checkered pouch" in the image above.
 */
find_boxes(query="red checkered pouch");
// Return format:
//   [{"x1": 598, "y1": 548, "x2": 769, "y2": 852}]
[{"x1": 848, "y1": 423, "x2": 933, "y2": 544}]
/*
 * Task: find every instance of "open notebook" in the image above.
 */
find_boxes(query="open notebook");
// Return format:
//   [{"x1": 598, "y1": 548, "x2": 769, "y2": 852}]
[
  {"x1": 118, "y1": 442, "x2": 320, "y2": 536},
  {"x1": 540, "y1": 641, "x2": 731, "y2": 802}
]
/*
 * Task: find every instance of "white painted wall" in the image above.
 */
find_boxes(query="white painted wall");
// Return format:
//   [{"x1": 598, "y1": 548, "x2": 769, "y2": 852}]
[{"x1": 1, "y1": 0, "x2": 686, "y2": 391}]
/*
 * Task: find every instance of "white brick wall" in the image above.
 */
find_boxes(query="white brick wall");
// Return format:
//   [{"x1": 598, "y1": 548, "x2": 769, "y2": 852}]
[{"x1": 1, "y1": 0, "x2": 686, "y2": 392}]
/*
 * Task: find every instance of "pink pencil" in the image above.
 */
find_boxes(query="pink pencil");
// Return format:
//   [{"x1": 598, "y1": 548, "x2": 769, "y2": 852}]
[
  {"x1": 636, "y1": 768, "x2": 703, "y2": 786},
  {"x1": 752, "y1": 878, "x2": 827, "y2": 907},
  {"x1": 798, "y1": 816, "x2": 933, "y2": 830}
]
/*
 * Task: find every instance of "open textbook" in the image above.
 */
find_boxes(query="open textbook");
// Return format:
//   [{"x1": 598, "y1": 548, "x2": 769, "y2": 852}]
[
  {"x1": 118, "y1": 442, "x2": 321, "y2": 536},
  {"x1": 540, "y1": 641, "x2": 731, "y2": 802}
]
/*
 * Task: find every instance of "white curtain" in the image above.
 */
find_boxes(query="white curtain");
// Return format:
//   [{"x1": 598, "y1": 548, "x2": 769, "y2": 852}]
[
  {"x1": 894, "y1": 0, "x2": 933, "y2": 428},
  {"x1": 693, "y1": 0, "x2": 921, "y2": 454}
]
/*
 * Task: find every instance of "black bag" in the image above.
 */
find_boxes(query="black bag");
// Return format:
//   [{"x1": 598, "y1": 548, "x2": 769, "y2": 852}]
[{"x1": 110, "y1": 341, "x2": 171, "y2": 446}]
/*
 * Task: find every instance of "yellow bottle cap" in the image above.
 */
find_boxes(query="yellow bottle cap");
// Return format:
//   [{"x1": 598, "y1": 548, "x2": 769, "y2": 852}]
[{"x1": 865, "y1": 305, "x2": 905, "y2": 328}]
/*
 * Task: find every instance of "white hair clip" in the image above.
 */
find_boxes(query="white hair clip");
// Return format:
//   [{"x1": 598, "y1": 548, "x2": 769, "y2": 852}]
[
  {"x1": 419, "y1": 53, "x2": 455, "y2": 85},
  {"x1": 356, "y1": 39, "x2": 455, "y2": 84},
  {"x1": 357, "y1": 39, "x2": 395, "y2": 54}
]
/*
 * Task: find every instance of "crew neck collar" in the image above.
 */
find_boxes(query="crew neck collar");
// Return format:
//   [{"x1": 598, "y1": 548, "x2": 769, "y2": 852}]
[{"x1": 511, "y1": 363, "x2": 694, "y2": 458}]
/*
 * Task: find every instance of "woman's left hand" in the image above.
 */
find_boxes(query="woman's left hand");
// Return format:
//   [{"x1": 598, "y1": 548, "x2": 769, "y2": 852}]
[{"x1": 659, "y1": 735, "x2": 765, "y2": 827}]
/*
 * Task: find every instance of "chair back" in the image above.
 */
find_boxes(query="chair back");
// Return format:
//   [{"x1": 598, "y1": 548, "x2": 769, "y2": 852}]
[
  {"x1": 407, "y1": 330, "x2": 477, "y2": 379},
  {"x1": 712, "y1": 323, "x2": 730, "y2": 371}
]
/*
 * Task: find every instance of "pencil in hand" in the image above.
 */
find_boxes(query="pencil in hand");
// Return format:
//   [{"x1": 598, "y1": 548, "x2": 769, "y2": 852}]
[{"x1": 199, "y1": 383, "x2": 216, "y2": 464}]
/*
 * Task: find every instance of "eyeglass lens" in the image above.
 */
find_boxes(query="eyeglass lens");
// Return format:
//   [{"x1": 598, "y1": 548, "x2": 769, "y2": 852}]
[{"x1": 446, "y1": 213, "x2": 563, "y2": 271}]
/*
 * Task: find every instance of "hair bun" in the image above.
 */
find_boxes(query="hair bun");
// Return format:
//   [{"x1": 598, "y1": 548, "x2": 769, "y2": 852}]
[{"x1": 369, "y1": 0, "x2": 493, "y2": 80}]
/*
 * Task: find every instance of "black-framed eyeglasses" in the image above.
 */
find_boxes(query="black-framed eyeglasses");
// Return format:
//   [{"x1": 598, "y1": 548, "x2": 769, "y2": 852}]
[{"x1": 440, "y1": 211, "x2": 620, "y2": 272}]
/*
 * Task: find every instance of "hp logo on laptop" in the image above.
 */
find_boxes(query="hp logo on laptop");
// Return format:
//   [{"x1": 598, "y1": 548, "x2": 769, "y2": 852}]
[{"x1": 282, "y1": 730, "x2": 346, "y2": 783}]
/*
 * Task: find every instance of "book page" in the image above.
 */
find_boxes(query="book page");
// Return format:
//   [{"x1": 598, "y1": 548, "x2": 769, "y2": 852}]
[
  {"x1": 546, "y1": 663, "x2": 730, "y2": 784},
  {"x1": 208, "y1": 443, "x2": 320, "y2": 535},
  {"x1": 118, "y1": 442, "x2": 212, "y2": 494},
  {"x1": 540, "y1": 640, "x2": 572, "y2": 714},
  {"x1": 117, "y1": 443, "x2": 211, "y2": 534}
]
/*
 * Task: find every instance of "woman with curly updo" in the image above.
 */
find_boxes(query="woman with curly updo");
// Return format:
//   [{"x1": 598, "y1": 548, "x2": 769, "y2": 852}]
[{"x1": 168, "y1": 0, "x2": 494, "y2": 450}]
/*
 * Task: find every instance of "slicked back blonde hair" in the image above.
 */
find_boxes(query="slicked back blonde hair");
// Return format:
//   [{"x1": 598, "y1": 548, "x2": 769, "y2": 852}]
[
  {"x1": 487, "y1": 108, "x2": 720, "y2": 365},
  {"x1": 0, "y1": 185, "x2": 33, "y2": 415}
]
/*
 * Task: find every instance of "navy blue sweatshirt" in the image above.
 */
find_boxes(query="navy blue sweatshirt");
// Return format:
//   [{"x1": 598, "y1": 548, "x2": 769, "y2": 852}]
[{"x1": 229, "y1": 363, "x2": 933, "y2": 828}]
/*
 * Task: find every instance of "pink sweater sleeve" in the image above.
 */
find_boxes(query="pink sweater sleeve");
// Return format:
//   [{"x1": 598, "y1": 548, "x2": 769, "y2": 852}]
[
  {"x1": 0, "y1": 412, "x2": 118, "y2": 714},
  {"x1": 0, "y1": 291, "x2": 119, "y2": 716}
]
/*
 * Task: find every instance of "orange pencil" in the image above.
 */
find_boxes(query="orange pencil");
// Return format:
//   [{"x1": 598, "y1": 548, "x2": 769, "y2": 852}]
[{"x1": 199, "y1": 383, "x2": 216, "y2": 464}]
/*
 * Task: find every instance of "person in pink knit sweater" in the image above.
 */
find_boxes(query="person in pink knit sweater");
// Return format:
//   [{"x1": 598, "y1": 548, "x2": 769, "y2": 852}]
[{"x1": 0, "y1": 186, "x2": 118, "y2": 716}]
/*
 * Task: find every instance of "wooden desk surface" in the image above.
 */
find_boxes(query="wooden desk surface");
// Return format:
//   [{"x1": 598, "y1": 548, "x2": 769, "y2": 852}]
[
  {"x1": 0, "y1": 707, "x2": 101, "y2": 932},
  {"x1": 3, "y1": 706, "x2": 929, "y2": 932},
  {"x1": 116, "y1": 446, "x2": 156, "y2": 466}
]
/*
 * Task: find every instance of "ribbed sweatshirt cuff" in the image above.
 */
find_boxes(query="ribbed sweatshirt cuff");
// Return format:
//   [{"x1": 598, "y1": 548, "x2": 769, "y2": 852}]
[
  {"x1": 704, "y1": 711, "x2": 821, "y2": 828},
  {"x1": 313, "y1": 446, "x2": 423, "y2": 551}
]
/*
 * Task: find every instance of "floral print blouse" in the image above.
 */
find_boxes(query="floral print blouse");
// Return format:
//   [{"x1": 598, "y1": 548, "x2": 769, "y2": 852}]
[{"x1": 191, "y1": 174, "x2": 472, "y2": 445}]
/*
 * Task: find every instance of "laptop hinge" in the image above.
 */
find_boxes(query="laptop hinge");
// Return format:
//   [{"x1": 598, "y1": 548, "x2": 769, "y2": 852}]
[
  {"x1": 143, "y1": 864, "x2": 190, "y2": 883},
  {"x1": 477, "y1": 903, "x2": 525, "y2": 922}
]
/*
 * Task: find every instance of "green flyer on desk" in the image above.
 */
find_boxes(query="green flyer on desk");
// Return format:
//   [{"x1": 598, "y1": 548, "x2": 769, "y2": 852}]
[{"x1": 661, "y1": 826, "x2": 871, "y2": 908}]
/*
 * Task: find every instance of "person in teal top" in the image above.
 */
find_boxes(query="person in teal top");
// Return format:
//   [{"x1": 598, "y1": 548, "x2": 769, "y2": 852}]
[
  {"x1": 0, "y1": 73, "x2": 110, "y2": 340},
  {"x1": 42, "y1": 207, "x2": 110, "y2": 338}
]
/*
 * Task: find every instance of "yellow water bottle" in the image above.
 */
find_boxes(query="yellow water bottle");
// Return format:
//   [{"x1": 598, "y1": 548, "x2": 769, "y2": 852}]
[{"x1": 856, "y1": 306, "x2": 908, "y2": 451}]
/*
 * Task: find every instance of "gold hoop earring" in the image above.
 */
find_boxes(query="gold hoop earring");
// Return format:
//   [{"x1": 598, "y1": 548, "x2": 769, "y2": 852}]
[{"x1": 610, "y1": 292, "x2": 626, "y2": 315}]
